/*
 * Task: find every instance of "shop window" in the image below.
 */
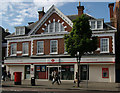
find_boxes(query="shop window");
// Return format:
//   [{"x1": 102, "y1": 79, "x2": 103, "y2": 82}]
[
  {"x1": 35, "y1": 65, "x2": 47, "y2": 79},
  {"x1": 102, "y1": 68, "x2": 109, "y2": 78},
  {"x1": 61, "y1": 65, "x2": 74, "y2": 80}
]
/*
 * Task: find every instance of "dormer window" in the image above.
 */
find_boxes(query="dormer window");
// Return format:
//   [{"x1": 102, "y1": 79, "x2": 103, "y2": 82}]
[
  {"x1": 97, "y1": 21, "x2": 102, "y2": 29},
  {"x1": 15, "y1": 27, "x2": 25, "y2": 35},
  {"x1": 44, "y1": 21, "x2": 65, "y2": 33},
  {"x1": 89, "y1": 20, "x2": 103, "y2": 30},
  {"x1": 91, "y1": 21, "x2": 96, "y2": 29}
]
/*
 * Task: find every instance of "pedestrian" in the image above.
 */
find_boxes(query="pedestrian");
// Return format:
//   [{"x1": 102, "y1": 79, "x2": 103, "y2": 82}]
[
  {"x1": 7, "y1": 71, "x2": 11, "y2": 81},
  {"x1": 52, "y1": 70, "x2": 60, "y2": 85},
  {"x1": 58, "y1": 72, "x2": 61, "y2": 84},
  {"x1": 3, "y1": 70, "x2": 7, "y2": 81}
]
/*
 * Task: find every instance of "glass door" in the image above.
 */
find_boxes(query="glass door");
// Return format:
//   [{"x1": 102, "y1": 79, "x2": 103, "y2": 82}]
[
  {"x1": 25, "y1": 65, "x2": 30, "y2": 79},
  {"x1": 80, "y1": 65, "x2": 89, "y2": 80},
  {"x1": 47, "y1": 66, "x2": 61, "y2": 80}
]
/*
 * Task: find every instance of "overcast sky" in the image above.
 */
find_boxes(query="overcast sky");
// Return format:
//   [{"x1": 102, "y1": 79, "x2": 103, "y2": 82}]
[{"x1": 0, "y1": 0, "x2": 116, "y2": 33}]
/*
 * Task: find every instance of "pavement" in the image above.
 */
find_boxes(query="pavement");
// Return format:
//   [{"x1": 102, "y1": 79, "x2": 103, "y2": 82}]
[{"x1": 1, "y1": 80, "x2": 120, "y2": 92}]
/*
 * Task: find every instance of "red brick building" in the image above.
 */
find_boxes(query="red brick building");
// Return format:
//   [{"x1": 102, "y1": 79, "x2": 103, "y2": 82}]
[{"x1": 5, "y1": 3, "x2": 116, "y2": 82}]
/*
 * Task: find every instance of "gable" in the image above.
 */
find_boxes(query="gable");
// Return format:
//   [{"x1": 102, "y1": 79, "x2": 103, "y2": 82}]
[
  {"x1": 35, "y1": 13, "x2": 72, "y2": 34},
  {"x1": 28, "y1": 5, "x2": 73, "y2": 35}
]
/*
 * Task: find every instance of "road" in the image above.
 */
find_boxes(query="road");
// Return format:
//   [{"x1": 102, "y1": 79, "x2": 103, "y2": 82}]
[
  {"x1": 1, "y1": 90, "x2": 120, "y2": 93},
  {"x1": 1, "y1": 87, "x2": 120, "y2": 93}
]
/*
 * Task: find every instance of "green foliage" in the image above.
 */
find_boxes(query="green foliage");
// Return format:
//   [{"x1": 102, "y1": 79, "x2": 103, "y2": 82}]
[{"x1": 64, "y1": 14, "x2": 98, "y2": 57}]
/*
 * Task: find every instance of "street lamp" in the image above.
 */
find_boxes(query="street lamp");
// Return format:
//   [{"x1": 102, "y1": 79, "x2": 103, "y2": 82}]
[{"x1": 76, "y1": 51, "x2": 80, "y2": 87}]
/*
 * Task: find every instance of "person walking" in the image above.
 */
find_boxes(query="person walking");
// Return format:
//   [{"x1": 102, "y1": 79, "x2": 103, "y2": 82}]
[
  {"x1": 3, "y1": 70, "x2": 7, "y2": 81},
  {"x1": 7, "y1": 71, "x2": 11, "y2": 81},
  {"x1": 52, "y1": 70, "x2": 60, "y2": 85}
]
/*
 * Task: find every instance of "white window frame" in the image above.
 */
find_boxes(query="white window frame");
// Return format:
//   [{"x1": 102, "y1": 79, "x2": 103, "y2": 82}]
[
  {"x1": 100, "y1": 38, "x2": 109, "y2": 53},
  {"x1": 37, "y1": 41, "x2": 44, "y2": 55},
  {"x1": 15, "y1": 27, "x2": 25, "y2": 35},
  {"x1": 10, "y1": 43, "x2": 17, "y2": 56},
  {"x1": 44, "y1": 22, "x2": 65, "y2": 33},
  {"x1": 90, "y1": 20, "x2": 96, "y2": 30},
  {"x1": 50, "y1": 40, "x2": 58, "y2": 54},
  {"x1": 22, "y1": 43, "x2": 29, "y2": 56},
  {"x1": 97, "y1": 20, "x2": 103, "y2": 30},
  {"x1": 89, "y1": 20, "x2": 103, "y2": 30}
]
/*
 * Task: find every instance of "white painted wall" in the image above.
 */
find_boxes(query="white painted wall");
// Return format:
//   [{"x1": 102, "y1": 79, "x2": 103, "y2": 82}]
[
  {"x1": 74, "y1": 64, "x2": 78, "y2": 80},
  {"x1": 89, "y1": 64, "x2": 115, "y2": 82},
  {"x1": 6, "y1": 65, "x2": 25, "y2": 80}
]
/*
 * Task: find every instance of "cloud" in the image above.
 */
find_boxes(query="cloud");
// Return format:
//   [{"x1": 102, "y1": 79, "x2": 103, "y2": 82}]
[{"x1": 1, "y1": 1, "x2": 67, "y2": 26}]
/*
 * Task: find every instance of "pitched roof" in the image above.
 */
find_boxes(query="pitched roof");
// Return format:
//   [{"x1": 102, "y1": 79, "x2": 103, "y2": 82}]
[
  {"x1": 6, "y1": 5, "x2": 116, "y2": 39},
  {"x1": 67, "y1": 13, "x2": 96, "y2": 21}
]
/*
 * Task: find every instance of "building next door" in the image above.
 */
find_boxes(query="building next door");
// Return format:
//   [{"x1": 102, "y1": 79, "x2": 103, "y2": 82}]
[{"x1": 47, "y1": 66, "x2": 61, "y2": 80}]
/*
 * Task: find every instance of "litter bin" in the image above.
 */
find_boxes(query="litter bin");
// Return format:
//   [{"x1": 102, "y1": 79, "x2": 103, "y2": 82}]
[
  {"x1": 31, "y1": 77, "x2": 35, "y2": 86},
  {"x1": 14, "y1": 72, "x2": 22, "y2": 85}
]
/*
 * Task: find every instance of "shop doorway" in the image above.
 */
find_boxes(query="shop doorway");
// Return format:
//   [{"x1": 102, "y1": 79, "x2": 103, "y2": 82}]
[
  {"x1": 47, "y1": 66, "x2": 61, "y2": 80},
  {"x1": 80, "y1": 65, "x2": 89, "y2": 80},
  {"x1": 25, "y1": 65, "x2": 30, "y2": 79}
]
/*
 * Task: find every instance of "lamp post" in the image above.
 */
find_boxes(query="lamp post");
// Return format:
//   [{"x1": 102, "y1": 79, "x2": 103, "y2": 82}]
[{"x1": 76, "y1": 52, "x2": 80, "y2": 87}]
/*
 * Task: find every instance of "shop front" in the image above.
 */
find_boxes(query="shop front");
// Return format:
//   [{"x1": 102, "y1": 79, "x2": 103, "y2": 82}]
[{"x1": 34, "y1": 65, "x2": 74, "y2": 80}]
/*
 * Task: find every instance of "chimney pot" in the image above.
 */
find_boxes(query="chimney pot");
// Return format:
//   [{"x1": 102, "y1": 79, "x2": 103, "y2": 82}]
[
  {"x1": 77, "y1": 2, "x2": 84, "y2": 16},
  {"x1": 38, "y1": 7, "x2": 45, "y2": 21},
  {"x1": 108, "y1": 3, "x2": 114, "y2": 25}
]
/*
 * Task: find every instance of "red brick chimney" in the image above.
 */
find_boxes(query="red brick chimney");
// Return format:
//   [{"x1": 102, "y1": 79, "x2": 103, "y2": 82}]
[
  {"x1": 108, "y1": 3, "x2": 114, "y2": 22},
  {"x1": 38, "y1": 7, "x2": 45, "y2": 21},
  {"x1": 77, "y1": 2, "x2": 84, "y2": 16}
]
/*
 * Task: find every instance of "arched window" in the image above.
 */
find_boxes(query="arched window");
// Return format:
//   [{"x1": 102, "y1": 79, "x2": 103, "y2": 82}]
[
  {"x1": 55, "y1": 22, "x2": 59, "y2": 32},
  {"x1": 50, "y1": 23, "x2": 54, "y2": 32},
  {"x1": 44, "y1": 22, "x2": 65, "y2": 33}
]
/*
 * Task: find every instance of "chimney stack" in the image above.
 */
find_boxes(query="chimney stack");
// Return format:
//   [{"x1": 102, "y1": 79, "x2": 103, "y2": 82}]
[
  {"x1": 77, "y1": 2, "x2": 84, "y2": 16},
  {"x1": 108, "y1": 3, "x2": 114, "y2": 22},
  {"x1": 38, "y1": 7, "x2": 45, "y2": 21},
  {"x1": 5, "y1": 29, "x2": 9, "y2": 33}
]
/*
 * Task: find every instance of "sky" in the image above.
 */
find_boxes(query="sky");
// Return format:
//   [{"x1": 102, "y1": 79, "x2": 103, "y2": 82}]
[{"x1": 0, "y1": 1, "x2": 116, "y2": 34}]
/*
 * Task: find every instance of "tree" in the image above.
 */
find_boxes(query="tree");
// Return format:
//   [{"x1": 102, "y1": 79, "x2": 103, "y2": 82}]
[{"x1": 64, "y1": 14, "x2": 98, "y2": 87}]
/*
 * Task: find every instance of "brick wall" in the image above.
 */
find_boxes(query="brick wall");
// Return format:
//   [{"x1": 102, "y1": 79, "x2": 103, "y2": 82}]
[
  {"x1": 97, "y1": 36, "x2": 113, "y2": 53},
  {"x1": 36, "y1": 13, "x2": 72, "y2": 34},
  {"x1": 33, "y1": 38, "x2": 64, "y2": 55},
  {"x1": 9, "y1": 41, "x2": 31, "y2": 56},
  {"x1": 8, "y1": 36, "x2": 113, "y2": 57}
]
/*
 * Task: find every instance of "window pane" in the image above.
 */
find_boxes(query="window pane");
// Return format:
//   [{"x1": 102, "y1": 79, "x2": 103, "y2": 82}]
[
  {"x1": 22, "y1": 43, "x2": 29, "y2": 54},
  {"x1": 37, "y1": 41, "x2": 44, "y2": 53},
  {"x1": 16, "y1": 28, "x2": 19, "y2": 35},
  {"x1": 20, "y1": 28, "x2": 24, "y2": 35},
  {"x1": 50, "y1": 23, "x2": 54, "y2": 32},
  {"x1": 11, "y1": 43, "x2": 16, "y2": 55},
  {"x1": 100, "y1": 38, "x2": 109, "y2": 52},
  {"x1": 50, "y1": 40, "x2": 57, "y2": 53},
  {"x1": 61, "y1": 24, "x2": 65, "y2": 31},
  {"x1": 55, "y1": 22, "x2": 59, "y2": 32},
  {"x1": 97, "y1": 21, "x2": 102, "y2": 29},
  {"x1": 91, "y1": 21, "x2": 95, "y2": 29},
  {"x1": 44, "y1": 26, "x2": 48, "y2": 33}
]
